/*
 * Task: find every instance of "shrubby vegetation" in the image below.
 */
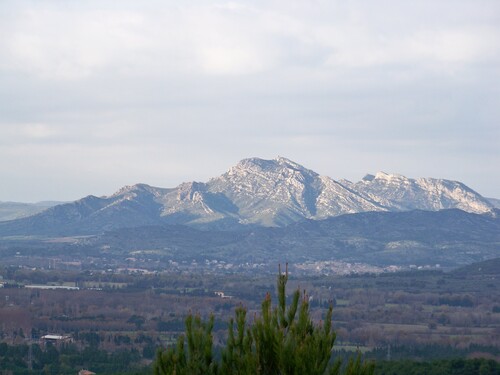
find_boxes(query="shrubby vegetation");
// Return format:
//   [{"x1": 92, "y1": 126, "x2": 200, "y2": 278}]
[
  {"x1": 364, "y1": 344, "x2": 499, "y2": 362},
  {"x1": 0, "y1": 341, "x2": 149, "y2": 374},
  {"x1": 154, "y1": 267, "x2": 375, "y2": 375},
  {"x1": 374, "y1": 358, "x2": 500, "y2": 375}
]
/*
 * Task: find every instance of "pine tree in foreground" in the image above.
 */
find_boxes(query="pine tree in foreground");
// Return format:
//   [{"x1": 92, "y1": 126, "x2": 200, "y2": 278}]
[{"x1": 154, "y1": 265, "x2": 375, "y2": 375}]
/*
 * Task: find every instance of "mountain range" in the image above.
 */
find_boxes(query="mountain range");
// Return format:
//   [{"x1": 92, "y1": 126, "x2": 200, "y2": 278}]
[{"x1": 0, "y1": 157, "x2": 496, "y2": 236}]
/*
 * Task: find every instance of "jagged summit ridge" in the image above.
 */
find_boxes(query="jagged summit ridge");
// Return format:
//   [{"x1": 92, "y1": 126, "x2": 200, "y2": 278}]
[
  {"x1": 351, "y1": 172, "x2": 492, "y2": 213},
  {"x1": 0, "y1": 157, "x2": 494, "y2": 234}
]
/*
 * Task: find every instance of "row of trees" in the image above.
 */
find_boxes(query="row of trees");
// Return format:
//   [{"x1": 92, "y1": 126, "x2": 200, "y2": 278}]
[
  {"x1": 374, "y1": 358, "x2": 499, "y2": 375},
  {"x1": 0, "y1": 342, "x2": 146, "y2": 374}
]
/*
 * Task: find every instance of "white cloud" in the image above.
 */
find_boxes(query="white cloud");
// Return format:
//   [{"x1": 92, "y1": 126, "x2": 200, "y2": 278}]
[
  {"x1": 21, "y1": 124, "x2": 58, "y2": 139},
  {"x1": 1, "y1": 1, "x2": 498, "y2": 80},
  {"x1": 1, "y1": 6, "x2": 152, "y2": 80}
]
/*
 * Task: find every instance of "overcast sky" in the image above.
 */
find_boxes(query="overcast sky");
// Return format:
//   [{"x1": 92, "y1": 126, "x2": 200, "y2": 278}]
[{"x1": 1, "y1": 0, "x2": 499, "y2": 202}]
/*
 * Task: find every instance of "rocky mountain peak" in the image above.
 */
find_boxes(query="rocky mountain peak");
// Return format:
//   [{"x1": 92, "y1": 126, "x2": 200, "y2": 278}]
[
  {"x1": 373, "y1": 171, "x2": 409, "y2": 182},
  {"x1": 213, "y1": 157, "x2": 318, "y2": 192},
  {"x1": 228, "y1": 157, "x2": 315, "y2": 176},
  {"x1": 354, "y1": 172, "x2": 493, "y2": 214},
  {"x1": 111, "y1": 183, "x2": 154, "y2": 198},
  {"x1": 274, "y1": 156, "x2": 311, "y2": 171},
  {"x1": 176, "y1": 182, "x2": 207, "y2": 202}
]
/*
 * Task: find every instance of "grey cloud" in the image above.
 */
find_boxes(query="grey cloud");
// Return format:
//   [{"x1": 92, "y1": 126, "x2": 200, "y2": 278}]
[{"x1": 0, "y1": 0, "x2": 499, "y2": 201}]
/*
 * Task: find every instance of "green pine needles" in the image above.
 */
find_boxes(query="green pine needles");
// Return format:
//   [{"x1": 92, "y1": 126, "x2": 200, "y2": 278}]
[{"x1": 154, "y1": 265, "x2": 374, "y2": 375}]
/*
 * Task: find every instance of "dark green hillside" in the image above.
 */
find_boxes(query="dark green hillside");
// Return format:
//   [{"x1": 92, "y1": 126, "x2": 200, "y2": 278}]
[
  {"x1": 452, "y1": 257, "x2": 500, "y2": 276},
  {"x1": 79, "y1": 209, "x2": 500, "y2": 268}
]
